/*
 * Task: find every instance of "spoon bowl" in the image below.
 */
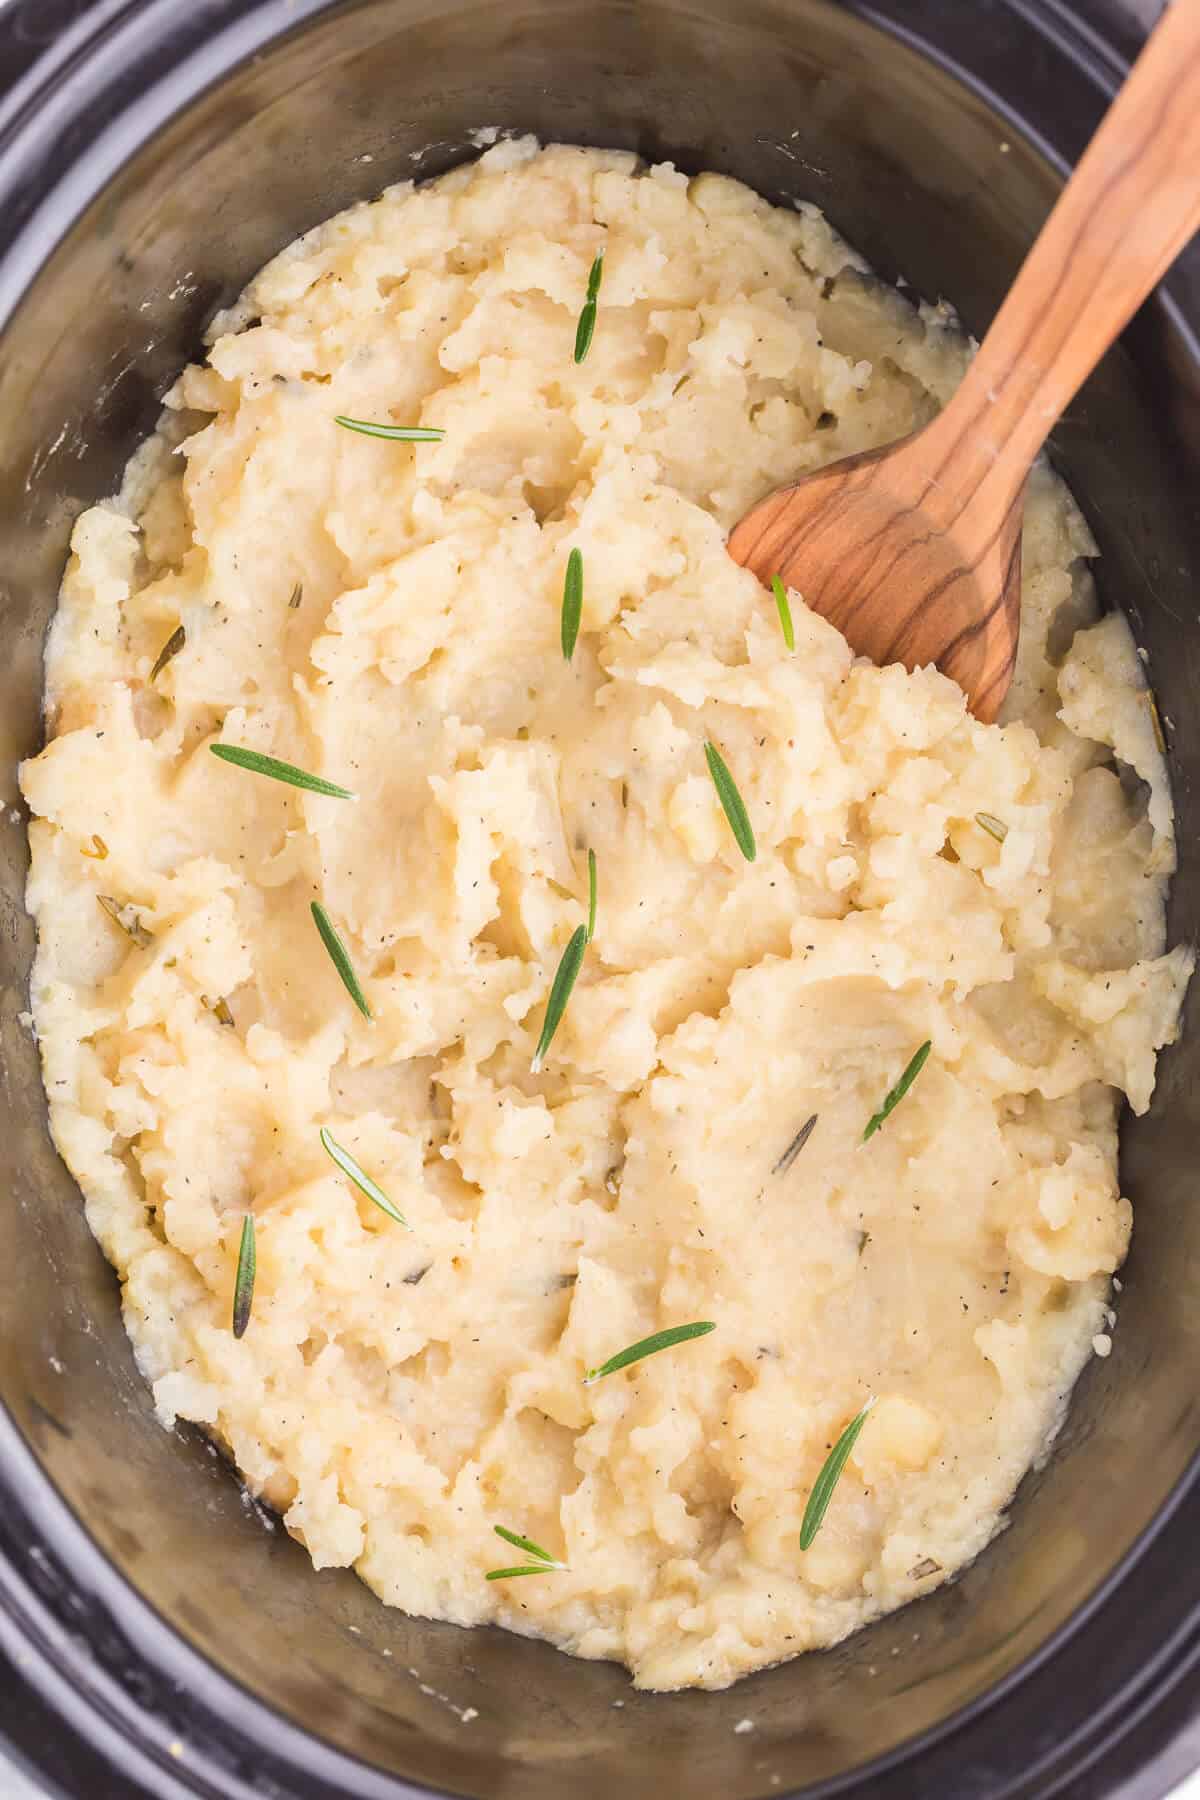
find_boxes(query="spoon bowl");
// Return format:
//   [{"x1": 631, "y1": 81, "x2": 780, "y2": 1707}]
[
  {"x1": 728, "y1": 430, "x2": 1024, "y2": 722},
  {"x1": 730, "y1": 0, "x2": 1200, "y2": 718}
]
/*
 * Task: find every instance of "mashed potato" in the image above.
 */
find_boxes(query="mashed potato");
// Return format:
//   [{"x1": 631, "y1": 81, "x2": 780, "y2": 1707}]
[{"x1": 20, "y1": 140, "x2": 1191, "y2": 1690}]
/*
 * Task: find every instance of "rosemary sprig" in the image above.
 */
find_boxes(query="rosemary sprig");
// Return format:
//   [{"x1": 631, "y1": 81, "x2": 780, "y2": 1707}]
[
  {"x1": 97, "y1": 895, "x2": 153, "y2": 948},
  {"x1": 975, "y1": 812, "x2": 1008, "y2": 844},
  {"x1": 232, "y1": 1214, "x2": 256, "y2": 1340},
  {"x1": 311, "y1": 901, "x2": 372, "y2": 1019},
  {"x1": 334, "y1": 416, "x2": 445, "y2": 442},
  {"x1": 771, "y1": 574, "x2": 795, "y2": 653},
  {"x1": 583, "y1": 1321, "x2": 716, "y2": 1385},
  {"x1": 773, "y1": 1114, "x2": 818, "y2": 1175},
  {"x1": 149, "y1": 624, "x2": 186, "y2": 681},
  {"x1": 573, "y1": 250, "x2": 605, "y2": 364},
  {"x1": 531, "y1": 925, "x2": 587, "y2": 1073},
  {"x1": 800, "y1": 1397, "x2": 876, "y2": 1550},
  {"x1": 320, "y1": 1126, "x2": 408, "y2": 1227},
  {"x1": 586, "y1": 848, "x2": 597, "y2": 942},
  {"x1": 485, "y1": 1525, "x2": 566, "y2": 1580},
  {"x1": 863, "y1": 1041, "x2": 932, "y2": 1141},
  {"x1": 494, "y1": 1525, "x2": 559, "y2": 1560},
  {"x1": 209, "y1": 744, "x2": 355, "y2": 799},
  {"x1": 561, "y1": 548, "x2": 584, "y2": 661},
  {"x1": 704, "y1": 741, "x2": 756, "y2": 862}
]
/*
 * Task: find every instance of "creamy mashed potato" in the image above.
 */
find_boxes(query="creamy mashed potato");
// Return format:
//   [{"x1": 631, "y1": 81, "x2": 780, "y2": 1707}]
[{"x1": 20, "y1": 140, "x2": 1192, "y2": 1691}]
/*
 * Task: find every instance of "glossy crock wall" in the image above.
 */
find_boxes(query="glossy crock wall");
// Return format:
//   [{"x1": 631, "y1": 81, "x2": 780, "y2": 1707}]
[{"x1": 0, "y1": 3, "x2": 1196, "y2": 1797}]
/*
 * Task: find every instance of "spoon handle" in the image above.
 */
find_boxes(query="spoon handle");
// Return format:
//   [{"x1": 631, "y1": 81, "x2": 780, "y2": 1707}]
[{"x1": 925, "y1": 0, "x2": 1200, "y2": 513}]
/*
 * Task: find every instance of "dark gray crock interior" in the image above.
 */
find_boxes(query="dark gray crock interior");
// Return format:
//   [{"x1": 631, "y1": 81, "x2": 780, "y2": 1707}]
[{"x1": 0, "y1": 2, "x2": 1196, "y2": 1797}]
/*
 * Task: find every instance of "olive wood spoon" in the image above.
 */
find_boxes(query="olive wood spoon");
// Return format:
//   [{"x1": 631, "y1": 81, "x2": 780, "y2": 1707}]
[{"x1": 728, "y1": 0, "x2": 1200, "y2": 721}]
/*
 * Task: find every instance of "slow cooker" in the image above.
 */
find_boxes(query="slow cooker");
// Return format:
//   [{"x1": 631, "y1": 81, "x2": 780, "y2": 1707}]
[{"x1": 0, "y1": 1, "x2": 1197, "y2": 1796}]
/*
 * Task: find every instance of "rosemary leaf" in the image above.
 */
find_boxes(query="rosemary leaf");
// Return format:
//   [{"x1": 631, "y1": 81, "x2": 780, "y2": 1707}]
[
  {"x1": 704, "y1": 741, "x2": 756, "y2": 862},
  {"x1": 320, "y1": 1126, "x2": 408, "y2": 1227},
  {"x1": 232, "y1": 1214, "x2": 256, "y2": 1340},
  {"x1": 772, "y1": 1114, "x2": 818, "y2": 1176},
  {"x1": 486, "y1": 1564, "x2": 559, "y2": 1581},
  {"x1": 209, "y1": 744, "x2": 355, "y2": 800},
  {"x1": 310, "y1": 902, "x2": 372, "y2": 1019},
  {"x1": 975, "y1": 811, "x2": 1009, "y2": 844},
  {"x1": 288, "y1": 582, "x2": 304, "y2": 609},
  {"x1": 583, "y1": 1320, "x2": 716, "y2": 1385},
  {"x1": 863, "y1": 1040, "x2": 932, "y2": 1141},
  {"x1": 574, "y1": 304, "x2": 597, "y2": 364},
  {"x1": 771, "y1": 574, "x2": 796, "y2": 653},
  {"x1": 561, "y1": 548, "x2": 584, "y2": 661},
  {"x1": 149, "y1": 624, "x2": 186, "y2": 681},
  {"x1": 573, "y1": 250, "x2": 604, "y2": 364},
  {"x1": 587, "y1": 848, "x2": 598, "y2": 942},
  {"x1": 97, "y1": 895, "x2": 153, "y2": 948},
  {"x1": 799, "y1": 1397, "x2": 876, "y2": 1550},
  {"x1": 493, "y1": 1525, "x2": 562, "y2": 1565},
  {"x1": 205, "y1": 995, "x2": 236, "y2": 1028},
  {"x1": 531, "y1": 924, "x2": 587, "y2": 1073},
  {"x1": 334, "y1": 416, "x2": 444, "y2": 442}
]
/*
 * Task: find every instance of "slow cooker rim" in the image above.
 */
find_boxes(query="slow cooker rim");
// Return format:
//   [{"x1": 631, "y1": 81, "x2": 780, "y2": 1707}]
[
  {"x1": 0, "y1": 0, "x2": 1193, "y2": 431},
  {"x1": 0, "y1": 2, "x2": 1196, "y2": 1797}
]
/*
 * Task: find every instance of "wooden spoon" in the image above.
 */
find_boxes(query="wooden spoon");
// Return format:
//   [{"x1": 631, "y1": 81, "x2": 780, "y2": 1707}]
[{"x1": 728, "y1": 0, "x2": 1200, "y2": 722}]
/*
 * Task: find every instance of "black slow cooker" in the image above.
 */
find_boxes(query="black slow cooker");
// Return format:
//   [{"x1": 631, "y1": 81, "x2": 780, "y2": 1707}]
[{"x1": 0, "y1": 2, "x2": 1197, "y2": 1796}]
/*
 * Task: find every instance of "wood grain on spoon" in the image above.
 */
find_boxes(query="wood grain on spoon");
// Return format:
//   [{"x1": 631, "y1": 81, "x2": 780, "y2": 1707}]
[{"x1": 729, "y1": 0, "x2": 1200, "y2": 722}]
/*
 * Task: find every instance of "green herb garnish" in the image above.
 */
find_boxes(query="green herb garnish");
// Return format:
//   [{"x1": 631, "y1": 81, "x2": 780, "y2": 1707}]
[
  {"x1": 561, "y1": 548, "x2": 584, "y2": 661},
  {"x1": 334, "y1": 416, "x2": 445, "y2": 442},
  {"x1": 493, "y1": 1525, "x2": 561, "y2": 1560},
  {"x1": 862, "y1": 1041, "x2": 932, "y2": 1141},
  {"x1": 232, "y1": 1214, "x2": 256, "y2": 1340},
  {"x1": 310, "y1": 901, "x2": 372, "y2": 1019},
  {"x1": 288, "y1": 583, "x2": 303, "y2": 610},
  {"x1": 485, "y1": 1525, "x2": 566, "y2": 1580},
  {"x1": 209, "y1": 744, "x2": 355, "y2": 799},
  {"x1": 583, "y1": 1321, "x2": 716, "y2": 1385},
  {"x1": 704, "y1": 741, "x2": 756, "y2": 862},
  {"x1": 320, "y1": 1126, "x2": 408, "y2": 1227},
  {"x1": 771, "y1": 574, "x2": 795, "y2": 653},
  {"x1": 586, "y1": 848, "x2": 597, "y2": 942},
  {"x1": 97, "y1": 895, "x2": 153, "y2": 948},
  {"x1": 773, "y1": 1114, "x2": 817, "y2": 1176},
  {"x1": 531, "y1": 924, "x2": 587, "y2": 1073},
  {"x1": 975, "y1": 812, "x2": 1008, "y2": 844},
  {"x1": 573, "y1": 250, "x2": 604, "y2": 364},
  {"x1": 206, "y1": 995, "x2": 236, "y2": 1028},
  {"x1": 149, "y1": 624, "x2": 186, "y2": 681},
  {"x1": 800, "y1": 1397, "x2": 876, "y2": 1550}
]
